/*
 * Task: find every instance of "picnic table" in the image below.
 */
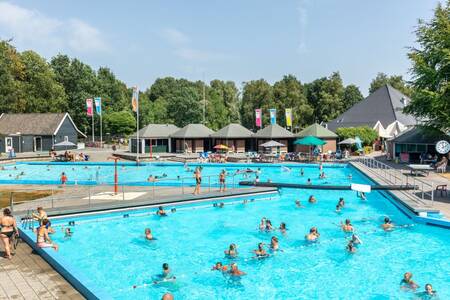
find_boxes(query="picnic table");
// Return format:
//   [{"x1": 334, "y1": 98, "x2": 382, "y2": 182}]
[{"x1": 407, "y1": 164, "x2": 434, "y2": 176}]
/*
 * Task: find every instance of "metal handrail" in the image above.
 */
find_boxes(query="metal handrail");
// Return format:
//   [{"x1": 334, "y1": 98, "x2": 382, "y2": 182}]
[{"x1": 355, "y1": 157, "x2": 434, "y2": 206}]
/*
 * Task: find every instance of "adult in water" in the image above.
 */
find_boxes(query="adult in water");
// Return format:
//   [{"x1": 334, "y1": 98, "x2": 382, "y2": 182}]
[
  {"x1": 161, "y1": 293, "x2": 174, "y2": 300},
  {"x1": 156, "y1": 206, "x2": 167, "y2": 216},
  {"x1": 228, "y1": 263, "x2": 246, "y2": 277},
  {"x1": 300, "y1": 168, "x2": 304, "y2": 176},
  {"x1": 211, "y1": 262, "x2": 228, "y2": 272},
  {"x1": 224, "y1": 243, "x2": 238, "y2": 258},
  {"x1": 295, "y1": 199, "x2": 304, "y2": 208},
  {"x1": 259, "y1": 218, "x2": 266, "y2": 231},
  {"x1": 36, "y1": 219, "x2": 58, "y2": 251},
  {"x1": 337, "y1": 197, "x2": 345, "y2": 209},
  {"x1": 279, "y1": 222, "x2": 287, "y2": 234},
  {"x1": 400, "y1": 272, "x2": 419, "y2": 291},
  {"x1": 341, "y1": 219, "x2": 354, "y2": 232},
  {"x1": 306, "y1": 178, "x2": 312, "y2": 185},
  {"x1": 154, "y1": 263, "x2": 176, "y2": 284},
  {"x1": 270, "y1": 236, "x2": 280, "y2": 251},
  {"x1": 253, "y1": 242, "x2": 269, "y2": 258},
  {"x1": 265, "y1": 219, "x2": 274, "y2": 231},
  {"x1": 145, "y1": 228, "x2": 154, "y2": 240},
  {"x1": 415, "y1": 284, "x2": 438, "y2": 299},
  {"x1": 308, "y1": 195, "x2": 317, "y2": 203},
  {"x1": 382, "y1": 217, "x2": 395, "y2": 231},
  {"x1": 305, "y1": 227, "x2": 320, "y2": 242},
  {"x1": 0, "y1": 208, "x2": 18, "y2": 259}
]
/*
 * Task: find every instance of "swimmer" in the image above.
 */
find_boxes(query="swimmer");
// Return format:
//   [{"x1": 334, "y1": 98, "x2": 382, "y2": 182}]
[
  {"x1": 156, "y1": 206, "x2": 167, "y2": 216},
  {"x1": 295, "y1": 199, "x2": 305, "y2": 208},
  {"x1": 341, "y1": 219, "x2": 354, "y2": 232},
  {"x1": 19, "y1": 171, "x2": 25, "y2": 176},
  {"x1": 145, "y1": 228, "x2": 154, "y2": 240},
  {"x1": 400, "y1": 272, "x2": 419, "y2": 291},
  {"x1": 211, "y1": 262, "x2": 228, "y2": 272},
  {"x1": 162, "y1": 293, "x2": 174, "y2": 300},
  {"x1": 270, "y1": 236, "x2": 280, "y2": 251},
  {"x1": 265, "y1": 219, "x2": 273, "y2": 231},
  {"x1": 337, "y1": 197, "x2": 345, "y2": 209},
  {"x1": 224, "y1": 243, "x2": 238, "y2": 258},
  {"x1": 259, "y1": 218, "x2": 266, "y2": 231},
  {"x1": 267, "y1": 179, "x2": 272, "y2": 183},
  {"x1": 64, "y1": 228, "x2": 73, "y2": 238},
  {"x1": 242, "y1": 199, "x2": 248, "y2": 205},
  {"x1": 147, "y1": 175, "x2": 156, "y2": 182},
  {"x1": 306, "y1": 178, "x2": 312, "y2": 185},
  {"x1": 335, "y1": 204, "x2": 342, "y2": 213},
  {"x1": 358, "y1": 191, "x2": 367, "y2": 200},
  {"x1": 319, "y1": 172, "x2": 326, "y2": 179},
  {"x1": 218, "y1": 202, "x2": 224, "y2": 208},
  {"x1": 351, "y1": 234, "x2": 362, "y2": 245},
  {"x1": 228, "y1": 263, "x2": 246, "y2": 277},
  {"x1": 153, "y1": 263, "x2": 176, "y2": 284},
  {"x1": 308, "y1": 195, "x2": 317, "y2": 204},
  {"x1": 305, "y1": 227, "x2": 320, "y2": 242},
  {"x1": 13, "y1": 166, "x2": 17, "y2": 170},
  {"x1": 253, "y1": 242, "x2": 269, "y2": 258},
  {"x1": 300, "y1": 168, "x2": 304, "y2": 176},
  {"x1": 415, "y1": 283, "x2": 437, "y2": 298},
  {"x1": 346, "y1": 240, "x2": 356, "y2": 253},
  {"x1": 279, "y1": 222, "x2": 287, "y2": 234},
  {"x1": 382, "y1": 217, "x2": 394, "y2": 231},
  {"x1": 255, "y1": 176, "x2": 260, "y2": 183}
]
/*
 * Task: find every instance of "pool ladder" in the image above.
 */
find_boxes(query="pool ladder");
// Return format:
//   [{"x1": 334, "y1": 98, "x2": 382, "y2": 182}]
[{"x1": 21, "y1": 209, "x2": 35, "y2": 230}]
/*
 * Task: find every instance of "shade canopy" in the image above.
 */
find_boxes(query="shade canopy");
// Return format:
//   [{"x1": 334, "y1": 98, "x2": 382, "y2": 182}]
[
  {"x1": 54, "y1": 140, "x2": 76, "y2": 147},
  {"x1": 338, "y1": 138, "x2": 356, "y2": 145},
  {"x1": 294, "y1": 136, "x2": 326, "y2": 146},
  {"x1": 260, "y1": 140, "x2": 285, "y2": 147},
  {"x1": 213, "y1": 144, "x2": 229, "y2": 150}
]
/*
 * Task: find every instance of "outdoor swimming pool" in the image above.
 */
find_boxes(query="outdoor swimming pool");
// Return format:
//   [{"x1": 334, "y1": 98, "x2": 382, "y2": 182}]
[
  {"x1": 1, "y1": 162, "x2": 353, "y2": 186},
  {"x1": 20, "y1": 164, "x2": 450, "y2": 299}
]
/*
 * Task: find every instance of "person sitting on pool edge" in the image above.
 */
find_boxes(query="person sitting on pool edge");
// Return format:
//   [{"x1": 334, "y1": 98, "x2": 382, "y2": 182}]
[
  {"x1": 400, "y1": 272, "x2": 419, "y2": 291},
  {"x1": 228, "y1": 263, "x2": 246, "y2": 277},
  {"x1": 382, "y1": 217, "x2": 395, "y2": 231},
  {"x1": 36, "y1": 219, "x2": 58, "y2": 251},
  {"x1": 156, "y1": 206, "x2": 167, "y2": 216},
  {"x1": 211, "y1": 262, "x2": 228, "y2": 272},
  {"x1": 308, "y1": 195, "x2": 317, "y2": 203},
  {"x1": 341, "y1": 219, "x2": 354, "y2": 232},
  {"x1": 305, "y1": 227, "x2": 320, "y2": 242},
  {"x1": 224, "y1": 243, "x2": 238, "y2": 258},
  {"x1": 253, "y1": 242, "x2": 269, "y2": 258}
]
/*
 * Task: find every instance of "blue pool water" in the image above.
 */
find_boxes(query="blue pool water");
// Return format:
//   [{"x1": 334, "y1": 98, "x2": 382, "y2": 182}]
[
  {"x1": 1, "y1": 162, "x2": 352, "y2": 186},
  {"x1": 20, "y1": 164, "x2": 450, "y2": 299}
]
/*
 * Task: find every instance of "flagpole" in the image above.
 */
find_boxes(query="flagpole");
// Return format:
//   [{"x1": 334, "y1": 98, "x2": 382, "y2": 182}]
[
  {"x1": 92, "y1": 111, "x2": 95, "y2": 143},
  {"x1": 100, "y1": 113, "x2": 103, "y2": 148},
  {"x1": 136, "y1": 88, "x2": 140, "y2": 163}
]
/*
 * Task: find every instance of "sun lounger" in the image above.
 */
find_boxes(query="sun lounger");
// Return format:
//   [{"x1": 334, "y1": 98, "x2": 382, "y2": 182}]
[{"x1": 407, "y1": 164, "x2": 434, "y2": 176}]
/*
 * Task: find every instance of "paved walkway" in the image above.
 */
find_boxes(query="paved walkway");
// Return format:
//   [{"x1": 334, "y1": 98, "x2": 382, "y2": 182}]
[{"x1": 0, "y1": 242, "x2": 83, "y2": 300}]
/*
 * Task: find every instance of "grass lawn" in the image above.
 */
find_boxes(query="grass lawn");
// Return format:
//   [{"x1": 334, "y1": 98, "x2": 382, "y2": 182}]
[{"x1": 0, "y1": 190, "x2": 60, "y2": 209}]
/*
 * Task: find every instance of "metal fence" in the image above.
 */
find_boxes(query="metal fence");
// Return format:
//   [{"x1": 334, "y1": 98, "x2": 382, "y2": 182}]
[
  {"x1": 7, "y1": 173, "x2": 242, "y2": 212},
  {"x1": 355, "y1": 157, "x2": 434, "y2": 205}
]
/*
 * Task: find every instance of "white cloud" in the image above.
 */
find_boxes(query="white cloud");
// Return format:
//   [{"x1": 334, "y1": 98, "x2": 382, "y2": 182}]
[
  {"x1": 161, "y1": 28, "x2": 190, "y2": 45},
  {"x1": 160, "y1": 27, "x2": 228, "y2": 62},
  {"x1": 0, "y1": 2, "x2": 107, "y2": 54}
]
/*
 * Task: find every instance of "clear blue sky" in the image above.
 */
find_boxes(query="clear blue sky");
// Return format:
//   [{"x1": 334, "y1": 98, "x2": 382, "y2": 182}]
[{"x1": 0, "y1": 0, "x2": 441, "y2": 95}]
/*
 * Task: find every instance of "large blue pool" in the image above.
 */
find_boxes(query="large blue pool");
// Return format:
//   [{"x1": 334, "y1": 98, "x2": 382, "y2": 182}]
[{"x1": 20, "y1": 164, "x2": 450, "y2": 299}]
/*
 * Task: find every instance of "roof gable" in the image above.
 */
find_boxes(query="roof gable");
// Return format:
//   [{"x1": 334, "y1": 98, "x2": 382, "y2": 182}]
[
  {"x1": 0, "y1": 113, "x2": 68, "y2": 136},
  {"x1": 171, "y1": 124, "x2": 214, "y2": 138},
  {"x1": 253, "y1": 124, "x2": 294, "y2": 138},
  {"x1": 297, "y1": 123, "x2": 337, "y2": 138},
  {"x1": 210, "y1": 123, "x2": 253, "y2": 138},
  {"x1": 135, "y1": 124, "x2": 180, "y2": 138}
]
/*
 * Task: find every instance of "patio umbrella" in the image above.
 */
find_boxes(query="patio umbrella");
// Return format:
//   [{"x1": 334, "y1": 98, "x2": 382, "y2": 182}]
[
  {"x1": 338, "y1": 138, "x2": 356, "y2": 145},
  {"x1": 260, "y1": 140, "x2": 285, "y2": 147},
  {"x1": 213, "y1": 144, "x2": 229, "y2": 150},
  {"x1": 294, "y1": 136, "x2": 326, "y2": 146}
]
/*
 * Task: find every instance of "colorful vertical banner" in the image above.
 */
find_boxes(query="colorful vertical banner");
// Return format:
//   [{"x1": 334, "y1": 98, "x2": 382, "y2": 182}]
[
  {"x1": 255, "y1": 108, "x2": 262, "y2": 128},
  {"x1": 94, "y1": 97, "x2": 102, "y2": 115},
  {"x1": 131, "y1": 86, "x2": 139, "y2": 112},
  {"x1": 86, "y1": 98, "x2": 93, "y2": 116},
  {"x1": 285, "y1": 108, "x2": 292, "y2": 127},
  {"x1": 269, "y1": 109, "x2": 277, "y2": 125}
]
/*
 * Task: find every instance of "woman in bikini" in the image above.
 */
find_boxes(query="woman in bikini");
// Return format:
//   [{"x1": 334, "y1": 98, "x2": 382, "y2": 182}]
[
  {"x1": 36, "y1": 219, "x2": 58, "y2": 251},
  {"x1": 1, "y1": 208, "x2": 18, "y2": 259}
]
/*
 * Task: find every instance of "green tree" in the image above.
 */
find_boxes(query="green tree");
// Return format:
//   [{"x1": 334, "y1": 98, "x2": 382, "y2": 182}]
[
  {"x1": 96, "y1": 67, "x2": 129, "y2": 113},
  {"x1": 19, "y1": 50, "x2": 67, "y2": 113},
  {"x1": 404, "y1": 1, "x2": 450, "y2": 131},
  {"x1": 0, "y1": 40, "x2": 25, "y2": 112},
  {"x1": 342, "y1": 84, "x2": 364, "y2": 111},
  {"x1": 103, "y1": 111, "x2": 136, "y2": 136},
  {"x1": 167, "y1": 86, "x2": 202, "y2": 127},
  {"x1": 369, "y1": 73, "x2": 412, "y2": 96},
  {"x1": 240, "y1": 79, "x2": 273, "y2": 130},
  {"x1": 210, "y1": 80, "x2": 240, "y2": 123},
  {"x1": 335, "y1": 126, "x2": 378, "y2": 146},
  {"x1": 272, "y1": 75, "x2": 313, "y2": 129}
]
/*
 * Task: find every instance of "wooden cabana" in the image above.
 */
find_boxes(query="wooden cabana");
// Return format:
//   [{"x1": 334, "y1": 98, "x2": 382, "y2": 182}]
[
  {"x1": 171, "y1": 124, "x2": 214, "y2": 153},
  {"x1": 210, "y1": 123, "x2": 253, "y2": 153},
  {"x1": 253, "y1": 124, "x2": 294, "y2": 153}
]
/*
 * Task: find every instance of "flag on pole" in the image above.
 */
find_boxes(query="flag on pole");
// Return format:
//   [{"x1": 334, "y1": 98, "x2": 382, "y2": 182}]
[
  {"x1": 86, "y1": 98, "x2": 93, "y2": 116},
  {"x1": 255, "y1": 109, "x2": 262, "y2": 128},
  {"x1": 94, "y1": 97, "x2": 102, "y2": 115},
  {"x1": 285, "y1": 108, "x2": 292, "y2": 127},
  {"x1": 269, "y1": 109, "x2": 277, "y2": 125},
  {"x1": 131, "y1": 86, "x2": 139, "y2": 112}
]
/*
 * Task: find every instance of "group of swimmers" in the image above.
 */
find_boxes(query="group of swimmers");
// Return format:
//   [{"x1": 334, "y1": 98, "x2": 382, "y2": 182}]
[{"x1": 400, "y1": 272, "x2": 438, "y2": 298}]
